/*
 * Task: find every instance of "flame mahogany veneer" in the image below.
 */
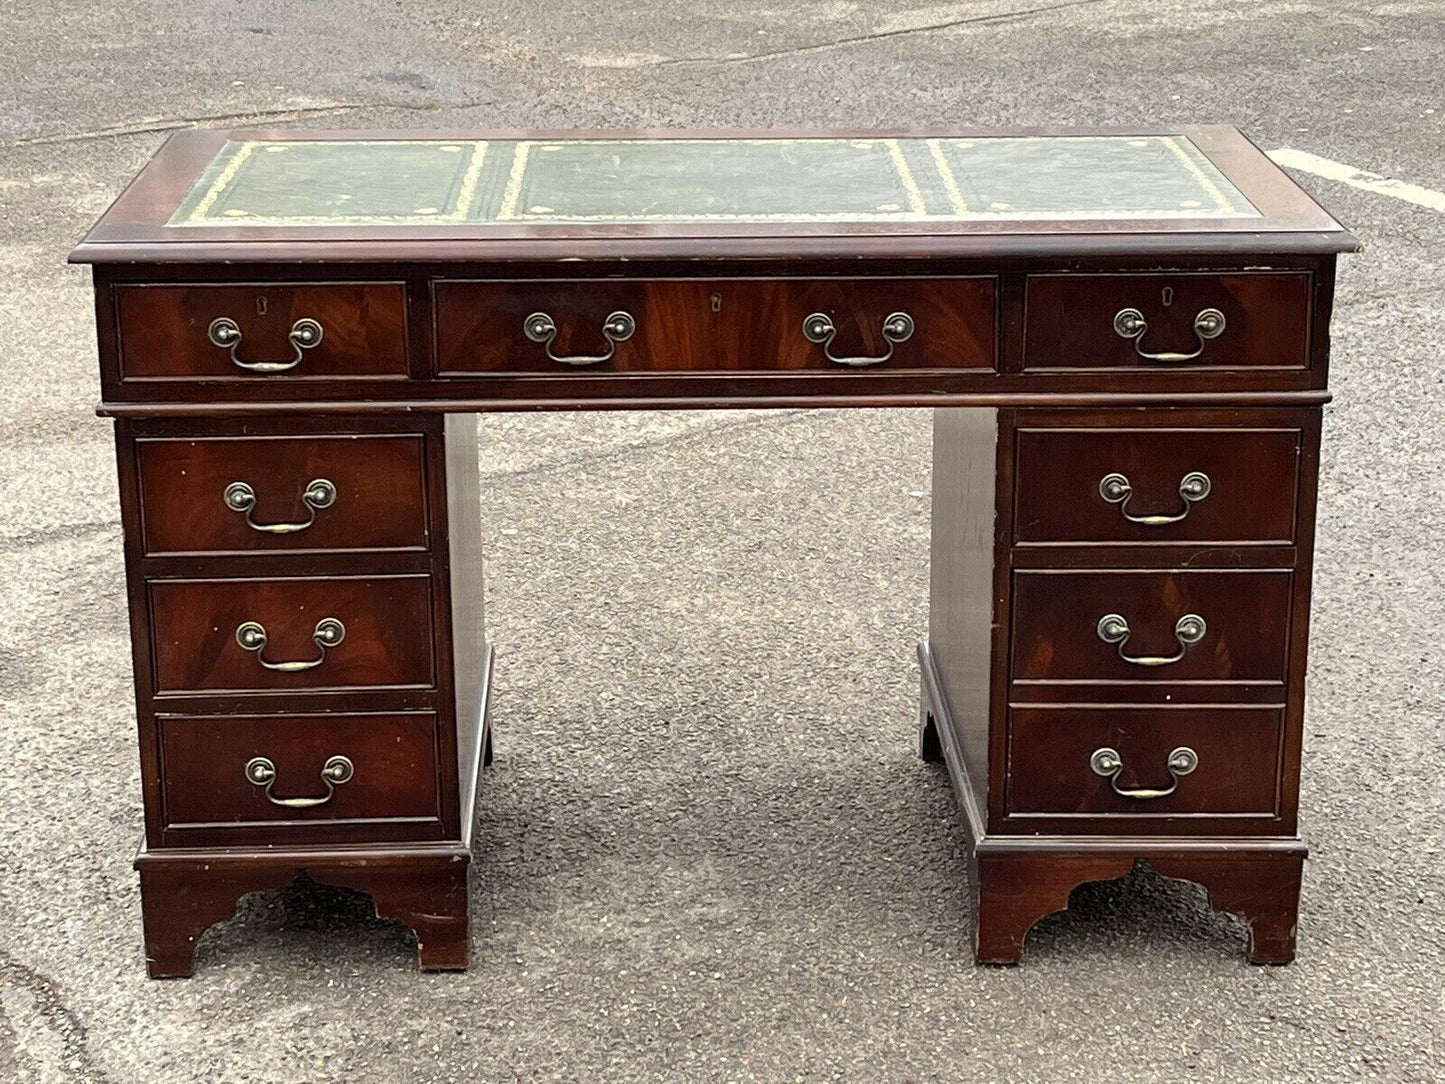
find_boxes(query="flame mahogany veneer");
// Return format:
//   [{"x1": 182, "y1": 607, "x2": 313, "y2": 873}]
[{"x1": 73, "y1": 127, "x2": 1355, "y2": 975}]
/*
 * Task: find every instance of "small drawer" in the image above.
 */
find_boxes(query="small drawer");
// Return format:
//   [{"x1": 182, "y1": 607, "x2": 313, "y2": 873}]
[
  {"x1": 115, "y1": 283, "x2": 409, "y2": 380},
  {"x1": 434, "y1": 277, "x2": 996, "y2": 375},
  {"x1": 1007, "y1": 706, "x2": 1282, "y2": 818},
  {"x1": 159, "y1": 711, "x2": 442, "y2": 833},
  {"x1": 1014, "y1": 426, "x2": 1301, "y2": 545},
  {"x1": 148, "y1": 574, "x2": 435, "y2": 695},
  {"x1": 1022, "y1": 273, "x2": 1311, "y2": 370},
  {"x1": 1011, "y1": 570, "x2": 1292, "y2": 684},
  {"x1": 136, "y1": 433, "x2": 430, "y2": 556}
]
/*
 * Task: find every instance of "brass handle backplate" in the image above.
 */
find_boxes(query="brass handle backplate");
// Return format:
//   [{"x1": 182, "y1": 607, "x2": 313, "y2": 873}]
[
  {"x1": 235, "y1": 617, "x2": 345, "y2": 672},
  {"x1": 1098, "y1": 471, "x2": 1211, "y2": 525},
  {"x1": 208, "y1": 316, "x2": 323, "y2": 373},
  {"x1": 223, "y1": 478, "x2": 337, "y2": 534},
  {"x1": 802, "y1": 311, "x2": 914, "y2": 367},
  {"x1": 1090, "y1": 745, "x2": 1198, "y2": 799},
  {"x1": 1096, "y1": 613, "x2": 1206, "y2": 667},
  {"x1": 523, "y1": 310, "x2": 635, "y2": 366},
  {"x1": 244, "y1": 755, "x2": 354, "y2": 808},
  {"x1": 1113, "y1": 307, "x2": 1225, "y2": 362}
]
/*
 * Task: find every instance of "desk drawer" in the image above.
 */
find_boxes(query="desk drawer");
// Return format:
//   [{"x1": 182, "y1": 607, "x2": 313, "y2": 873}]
[
  {"x1": 136, "y1": 433, "x2": 430, "y2": 555},
  {"x1": 115, "y1": 283, "x2": 409, "y2": 380},
  {"x1": 1022, "y1": 273, "x2": 1311, "y2": 370},
  {"x1": 148, "y1": 574, "x2": 435, "y2": 694},
  {"x1": 1014, "y1": 426, "x2": 1301, "y2": 545},
  {"x1": 159, "y1": 711, "x2": 441, "y2": 833},
  {"x1": 1007, "y1": 706, "x2": 1282, "y2": 818},
  {"x1": 1011, "y1": 570, "x2": 1292, "y2": 684},
  {"x1": 434, "y1": 278, "x2": 996, "y2": 375}
]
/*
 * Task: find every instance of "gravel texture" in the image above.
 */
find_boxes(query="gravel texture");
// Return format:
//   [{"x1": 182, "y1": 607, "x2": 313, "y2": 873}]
[{"x1": 0, "y1": 1, "x2": 1442, "y2": 1081}]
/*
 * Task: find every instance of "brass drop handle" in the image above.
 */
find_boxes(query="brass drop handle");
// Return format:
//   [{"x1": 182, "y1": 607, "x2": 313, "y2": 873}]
[
  {"x1": 207, "y1": 316, "x2": 324, "y2": 373},
  {"x1": 244, "y1": 755, "x2": 354, "y2": 808},
  {"x1": 802, "y1": 311, "x2": 914, "y2": 367},
  {"x1": 223, "y1": 479, "x2": 337, "y2": 534},
  {"x1": 1090, "y1": 746, "x2": 1198, "y2": 799},
  {"x1": 1098, "y1": 471, "x2": 1211, "y2": 525},
  {"x1": 235, "y1": 617, "x2": 345, "y2": 672},
  {"x1": 523, "y1": 310, "x2": 635, "y2": 366},
  {"x1": 1113, "y1": 307, "x2": 1225, "y2": 362},
  {"x1": 1096, "y1": 613, "x2": 1206, "y2": 667}
]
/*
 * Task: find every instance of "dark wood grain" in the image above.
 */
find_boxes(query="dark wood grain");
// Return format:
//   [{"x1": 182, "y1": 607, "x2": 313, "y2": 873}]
[
  {"x1": 116, "y1": 282, "x2": 409, "y2": 380},
  {"x1": 924, "y1": 408, "x2": 1002, "y2": 817},
  {"x1": 435, "y1": 277, "x2": 996, "y2": 375},
  {"x1": 1022, "y1": 272, "x2": 1312, "y2": 371},
  {"x1": 973, "y1": 850, "x2": 1303, "y2": 965},
  {"x1": 1013, "y1": 425, "x2": 1301, "y2": 545},
  {"x1": 135, "y1": 432, "x2": 430, "y2": 555},
  {"x1": 158, "y1": 711, "x2": 442, "y2": 836},
  {"x1": 135, "y1": 844, "x2": 471, "y2": 977},
  {"x1": 83, "y1": 127, "x2": 1348, "y2": 975},
  {"x1": 147, "y1": 574, "x2": 436, "y2": 694},
  {"x1": 1006, "y1": 705, "x2": 1283, "y2": 818},
  {"x1": 1010, "y1": 569, "x2": 1293, "y2": 684}
]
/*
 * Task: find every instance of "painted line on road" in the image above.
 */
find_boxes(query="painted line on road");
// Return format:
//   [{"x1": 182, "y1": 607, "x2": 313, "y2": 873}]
[{"x1": 1267, "y1": 148, "x2": 1445, "y2": 212}]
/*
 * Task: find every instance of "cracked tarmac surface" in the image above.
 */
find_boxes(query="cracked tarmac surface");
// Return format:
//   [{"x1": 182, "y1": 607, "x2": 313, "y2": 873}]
[{"x1": 1, "y1": 1, "x2": 1443, "y2": 1081}]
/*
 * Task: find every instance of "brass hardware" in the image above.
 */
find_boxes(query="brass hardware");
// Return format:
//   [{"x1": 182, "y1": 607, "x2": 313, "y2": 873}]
[
  {"x1": 207, "y1": 316, "x2": 323, "y2": 373},
  {"x1": 1096, "y1": 613, "x2": 1206, "y2": 666},
  {"x1": 523, "y1": 310, "x2": 635, "y2": 366},
  {"x1": 235, "y1": 617, "x2": 345, "y2": 672},
  {"x1": 1098, "y1": 471, "x2": 1211, "y2": 525},
  {"x1": 802, "y1": 311, "x2": 914, "y2": 367},
  {"x1": 222, "y1": 478, "x2": 337, "y2": 534},
  {"x1": 244, "y1": 754, "x2": 354, "y2": 808},
  {"x1": 1112, "y1": 306, "x2": 1225, "y2": 362},
  {"x1": 1090, "y1": 745, "x2": 1198, "y2": 799}
]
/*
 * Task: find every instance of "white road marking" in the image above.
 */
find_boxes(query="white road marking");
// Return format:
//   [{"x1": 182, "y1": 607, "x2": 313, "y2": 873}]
[{"x1": 1267, "y1": 148, "x2": 1445, "y2": 213}]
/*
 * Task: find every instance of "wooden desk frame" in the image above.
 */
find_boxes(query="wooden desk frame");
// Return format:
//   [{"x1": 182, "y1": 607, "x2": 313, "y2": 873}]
[{"x1": 73, "y1": 127, "x2": 1356, "y2": 976}]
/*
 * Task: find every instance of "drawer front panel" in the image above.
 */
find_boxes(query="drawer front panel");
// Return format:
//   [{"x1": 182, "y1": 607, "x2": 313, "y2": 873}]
[
  {"x1": 160, "y1": 712, "x2": 441, "y2": 831},
  {"x1": 1022, "y1": 273, "x2": 1311, "y2": 370},
  {"x1": 1011, "y1": 570, "x2": 1292, "y2": 684},
  {"x1": 1007, "y1": 706, "x2": 1282, "y2": 817},
  {"x1": 116, "y1": 283, "x2": 409, "y2": 380},
  {"x1": 1014, "y1": 427, "x2": 1301, "y2": 544},
  {"x1": 149, "y1": 575, "x2": 435, "y2": 694},
  {"x1": 434, "y1": 278, "x2": 996, "y2": 375},
  {"x1": 137, "y1": 434, "x2": 429, "y2": 555}
]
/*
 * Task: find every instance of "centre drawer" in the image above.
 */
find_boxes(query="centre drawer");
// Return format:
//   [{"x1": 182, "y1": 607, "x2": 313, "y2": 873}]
[
  {"x1": 135, "y1": 432, "x2": 430, "y2": 555},
  {"x1": 1006, "y1": 705, "x2": 1283, "y2": 819},
  {"x1": 158, "y1": 711, "x2": 442, "y2": 835},
  {"x1": 1011, "y1": 569, "x2": 1293, "y2": 684},
  {"x1": 147, "y1": 574, "x2": 436, "y2": 695},
  {"x1": 433, "y1": 278, "x2": 997, "y2": 375}
]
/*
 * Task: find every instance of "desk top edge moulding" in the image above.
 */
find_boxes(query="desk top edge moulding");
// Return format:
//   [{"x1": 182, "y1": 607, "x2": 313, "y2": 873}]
[
  {"x1": 75, "y1": 126, "x2": 1353, "y2": 975},
  {"x1": 71, "y1": 126, "x2": 1357, "y2": 263}
]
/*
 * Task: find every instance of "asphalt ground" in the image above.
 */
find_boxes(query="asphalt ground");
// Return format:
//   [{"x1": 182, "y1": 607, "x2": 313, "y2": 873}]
[{"x1": 0, "y1": 1, "x2": 1442, "y2": 1081}]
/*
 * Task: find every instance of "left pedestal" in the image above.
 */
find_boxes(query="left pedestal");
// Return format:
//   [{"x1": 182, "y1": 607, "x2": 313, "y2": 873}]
[{"x1": 114, "y1": 413, "x2": 490, "y2": 978}]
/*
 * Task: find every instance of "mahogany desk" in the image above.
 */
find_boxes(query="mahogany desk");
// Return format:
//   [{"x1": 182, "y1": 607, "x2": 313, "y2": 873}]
[{"x1": 72, "y1": 128, "x2": 1356, "y2": 977}]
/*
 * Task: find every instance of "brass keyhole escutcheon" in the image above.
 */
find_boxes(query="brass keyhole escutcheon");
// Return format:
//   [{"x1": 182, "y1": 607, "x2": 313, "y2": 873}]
[{"x1": 256, "y1": 295, "x2": 268, "y2": 316}]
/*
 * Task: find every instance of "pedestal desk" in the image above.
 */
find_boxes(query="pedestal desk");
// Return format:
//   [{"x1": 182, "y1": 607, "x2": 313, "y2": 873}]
[{"x1": 71, "y1": 127, "x2": 1356, "y2": 976}]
